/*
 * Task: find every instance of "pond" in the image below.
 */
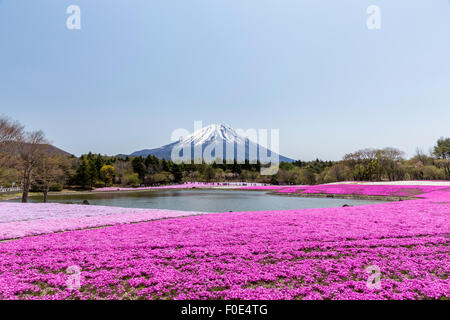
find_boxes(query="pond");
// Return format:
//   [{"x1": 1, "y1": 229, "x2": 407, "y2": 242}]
[{"x1": 16, "y1": 189, "x2": 385, "y2": 212}]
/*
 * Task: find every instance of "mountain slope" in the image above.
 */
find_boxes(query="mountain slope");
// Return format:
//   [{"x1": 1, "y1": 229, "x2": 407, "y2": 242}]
[
  {"x1": 3, "y1": 142, "x2": 72, "y2": 157},
  {"x1": 42, "y1": 144, "x2": 73, "y2": 157},
  {"x1": 130, "y1": 124, "x2": 295, "y2": 163}
]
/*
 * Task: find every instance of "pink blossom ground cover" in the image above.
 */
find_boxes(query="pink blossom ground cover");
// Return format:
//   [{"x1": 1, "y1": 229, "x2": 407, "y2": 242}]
[
  {"x1": 0, "y1": 203, "x2": 204, "y2": 240},
  {"x1": 0, "y1": 187, "x2": 448, "y2": 300},
  {"x1": 242, "y1": 184, "x2": 449, "y2": 197},
  {"x1": 237, "y1": 185, "x2": 289, "y2": 191}
]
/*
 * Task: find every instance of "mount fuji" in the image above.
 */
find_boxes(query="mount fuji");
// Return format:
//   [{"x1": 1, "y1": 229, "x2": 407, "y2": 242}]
[{"x1": 129, "y1": 124, "x2": 295, "y2": 163}]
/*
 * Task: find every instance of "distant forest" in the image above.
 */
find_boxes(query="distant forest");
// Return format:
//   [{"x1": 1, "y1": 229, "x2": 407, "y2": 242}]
[{"x1": 1, "y1": 116, "x2": 450, "y2": 202}]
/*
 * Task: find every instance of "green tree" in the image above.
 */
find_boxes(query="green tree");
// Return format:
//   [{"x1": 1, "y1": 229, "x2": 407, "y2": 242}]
[
  {"x1": 87, "y1": 160, "x2": 98, "y2": 187},
  {"x1": 100, "y1": 165, "x2": 115, "y2": 186},
  {"x1": 122, "y1": 173, "x2": 140, "y2": 186},
  {"x1": 433, "y1": 137, "x2": 450, "y2": 178},
  {"x1": 131, "y1": 157, "x2": 146, "y2": 183},
  {"x1": 171, "y1": 164, "x2": 183, "y2": 183},
  {"x1": 433, "y1": 137, "x2": 450, "y2": 159},
  {"x1": 203, "y1": 165, "x2": 216, "y2": 182},
  {"x1": 73, "y1": 158, "x2": 90, "y2": 187}
]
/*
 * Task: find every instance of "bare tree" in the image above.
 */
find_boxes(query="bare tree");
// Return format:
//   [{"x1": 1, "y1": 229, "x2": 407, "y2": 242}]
[
  {"x1": 18, "y1": 130, "x2": 48, "y2": 203},
  {"x1": 35, "y1": 155, "x2": 67, "y2": 202},
  {"x1": 0, "y1": 116, "x2": 24, "y2": 162},
  {"x1": 0, "y1": 116, "x2": 24, "y2": 146},
  {"x1": 343, "y1": 148, "x2": 379, "y2": 181},
  {"x1": 0, "y1": 117, "x2": 24, "y2": 186},
  {"x1": 376, "y1": 148, "x2": 405, "y2": 181}
]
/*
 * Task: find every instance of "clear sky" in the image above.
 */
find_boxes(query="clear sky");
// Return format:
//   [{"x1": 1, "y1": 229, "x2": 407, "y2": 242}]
[{"x1": 0, "y1": 0, "x2": 449, "y2": 160}]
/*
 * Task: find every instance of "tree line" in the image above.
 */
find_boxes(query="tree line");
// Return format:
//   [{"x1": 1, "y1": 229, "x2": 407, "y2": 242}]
[
  {"x1": 1, "y1": 116, "x2": 449, "y2": 202},
  {"x1": 69, "y1": 153, "x2": 265, "y2": 188},
  {"x1": 0, "y1": 117, "x2": 71, "y2": 202}
]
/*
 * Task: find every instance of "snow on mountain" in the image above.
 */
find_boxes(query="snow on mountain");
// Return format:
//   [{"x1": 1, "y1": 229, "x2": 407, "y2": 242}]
[
  {"x1": 178, "y1": 124, "x2": 246, "y2": 146},
  {"x1": 129, "y1": 124, "x2": 295, "y2": 163}
]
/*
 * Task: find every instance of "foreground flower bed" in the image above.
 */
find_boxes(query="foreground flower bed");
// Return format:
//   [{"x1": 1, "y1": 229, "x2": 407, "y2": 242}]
[
  {"x1": 0, "y1": 203, "x2": 204, "y2": 240},
  {"x1": 0, "y1": 187, "x2": 448, "y2": 300}
]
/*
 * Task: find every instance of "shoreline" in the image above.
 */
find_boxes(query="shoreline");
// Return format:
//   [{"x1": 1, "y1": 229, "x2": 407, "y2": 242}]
[
  {"x1": 0, "y1": 186, "x2": 419, "y2": 204},
  {"x1": 269, "y1": 191, "x2": 418, "y2": 202}
]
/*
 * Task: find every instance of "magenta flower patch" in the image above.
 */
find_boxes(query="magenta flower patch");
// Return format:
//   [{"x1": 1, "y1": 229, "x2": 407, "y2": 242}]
[{"x1": 0, "y1": 185, "x2": 449, "y2": 300}]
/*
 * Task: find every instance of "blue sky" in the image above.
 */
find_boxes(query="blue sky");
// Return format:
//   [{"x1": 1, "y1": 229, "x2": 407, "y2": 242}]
[{"x1": 0, "y1": 0, "x2": 449, "y2": 160}]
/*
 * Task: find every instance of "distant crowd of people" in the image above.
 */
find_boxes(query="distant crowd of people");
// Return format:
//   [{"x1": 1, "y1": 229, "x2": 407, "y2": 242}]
[
  {"x1": 184, "y1": 182, "x2": 267, "y2": 186},
  {"x1": 0, "y1": 186, "x2": 22, "y2": 193}
]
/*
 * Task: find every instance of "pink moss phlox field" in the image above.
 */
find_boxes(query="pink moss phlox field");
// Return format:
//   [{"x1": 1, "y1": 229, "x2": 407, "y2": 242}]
[
  {"x1": 238, "y1": 185, "x2": 289, "y2": 191},
  {"x1": 241, "y1": 184, "x2": 450, "y2": 198},
  {"x1": 0, "y1": 203, "x2": 204, "y2": 240},
  {"x1": 0, "y1": 187, "x2": 449, "y2": 300}
]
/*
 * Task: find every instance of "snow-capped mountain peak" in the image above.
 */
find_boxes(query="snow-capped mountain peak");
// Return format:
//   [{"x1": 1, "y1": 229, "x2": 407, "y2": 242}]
[
  {"x1": 179, "y1": 124, "x2": 245, "y2": 146},
  {"x1": 128, "y1": 124, "x2": 295, "y2": 163}
]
